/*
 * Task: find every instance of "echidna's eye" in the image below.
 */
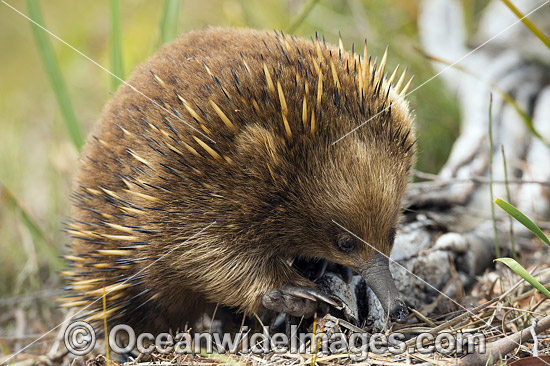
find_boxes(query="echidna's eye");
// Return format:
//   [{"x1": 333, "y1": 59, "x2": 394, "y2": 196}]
[
  {"x1": 337, "y1": 235, "x2": 355, "y2": 253},
  {"x1": 388, "y1": 227, "x2": 397, "y2": 247}
]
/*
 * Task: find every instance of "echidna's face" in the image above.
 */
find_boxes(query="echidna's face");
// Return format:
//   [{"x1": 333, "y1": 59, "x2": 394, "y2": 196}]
[
  {"x1": 268, "y1": 119, "x2": 414, "y2": 323},
  {"x1": 278, "y1": 133, "x2": 410, "y2": 266}
]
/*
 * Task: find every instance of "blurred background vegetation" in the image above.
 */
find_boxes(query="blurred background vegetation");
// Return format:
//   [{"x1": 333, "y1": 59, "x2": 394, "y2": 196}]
[{"x1": 0, "y1": 0, "x2": 477, "y2": 299}]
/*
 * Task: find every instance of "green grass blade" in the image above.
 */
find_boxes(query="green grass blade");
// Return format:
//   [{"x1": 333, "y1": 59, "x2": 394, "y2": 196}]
[
  {"x1": 160, "y1": 0, "x2": 180, "y2": 44},
  {"x1": 0, "y1": 181, "x2": 61, "y2": 268},
  {"x1": 110, "y1": 0, "x2": 124, "y2": 91},
  {"x1": 501, "y1": 0, "x2": 550, "y2": 49},
  {"x1": 287, "y1": 0, "x2": 320, "y2": 34},
  {"x1": 489, "y1": 94, "x2": 501, "y2": 258},
  {"x1": 495, "y1": 198, "x2": 550, "y2": 246},
  {"x1": 26, "y1": 0, "x2": 84, "y2": 151},
  {"x1": 501, "y1": 146, "x2": 518, "y2": 260},
  {"x1": 496, "y1": 257, "x2": 550, "y2": 299},
  {"x1": 498, "y1": 91, "x2": 548, "y2": 147}
]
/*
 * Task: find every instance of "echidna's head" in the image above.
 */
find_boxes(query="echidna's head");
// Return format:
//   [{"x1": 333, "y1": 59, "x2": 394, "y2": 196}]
[
  {"x1": 225, "y1": 34, "x2": 415, "y2": 322},
  {"x1": 303, "y1": 129, "x2": 413, "y2": 323},
  {"x1": 235, "y1": 86, "x2": 415, "y2": 322}
]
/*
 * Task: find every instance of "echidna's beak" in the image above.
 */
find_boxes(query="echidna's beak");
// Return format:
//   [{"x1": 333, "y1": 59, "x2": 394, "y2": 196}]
[{"x1": 360, "y1": 252, "x2": 409, "y2": 324}]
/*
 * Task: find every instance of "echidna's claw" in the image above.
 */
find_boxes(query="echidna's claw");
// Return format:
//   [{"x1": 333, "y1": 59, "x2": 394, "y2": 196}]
[
  {"x1": 303, "y1": 287, "x2": 340, "y2": 307},
  {"x1": 262, "y1": 285, "x2": 316, "y2": 317},
  {"x1": 282, "y1": 285, "x2": 340, "y2": 307},
  {"x1": 340, "y1": 266, "x2": 353, "y2": 284},
  {"x1": 314, "y1": 259, "x2": 328, "y2": 279},
  {"x1": 272, "y1": 313, "x2": 286, "y2": 329},
  {"x1": 282, "y1": 285, "x2": 317, "y2": 302},
  {"x1": 262, "y1": 284, "x2": 340, "y2": 317}
]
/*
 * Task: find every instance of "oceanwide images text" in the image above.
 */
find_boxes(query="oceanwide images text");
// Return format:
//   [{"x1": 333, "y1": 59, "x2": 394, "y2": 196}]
[{"x1": 65, "y1": 321, "x2": 486, "y2": 360}]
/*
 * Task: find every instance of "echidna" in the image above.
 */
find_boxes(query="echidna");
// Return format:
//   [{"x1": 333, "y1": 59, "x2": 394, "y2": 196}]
[{"x1": 59, "y1": 27, "x2": 415, "y2": 333}]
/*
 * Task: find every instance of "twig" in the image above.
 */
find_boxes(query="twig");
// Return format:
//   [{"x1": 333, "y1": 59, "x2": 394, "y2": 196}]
[
  {"x1": 323, "y1": 314, "x2": 365, "y2": 333},
  {"x1": 405, "y1": 277, "x2": 524, "y2": 347},
  {"x1": 412, "y1": 170, "x2": 550, "y2": 186},
  {"x1": 405, "y1": 297, "x2": 501, "y2": 347},
  {"x1": 457, "y1": 312, "x2": 550, "y2": 365},
  {"x1": 409, "y1": 308, "x2": 436, "y2": 328}
]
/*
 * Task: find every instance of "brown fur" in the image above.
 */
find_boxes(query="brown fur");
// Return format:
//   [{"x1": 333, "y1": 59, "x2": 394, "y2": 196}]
[{"x1": 59, "y1": 27, "x2": 415, "y2": 333}]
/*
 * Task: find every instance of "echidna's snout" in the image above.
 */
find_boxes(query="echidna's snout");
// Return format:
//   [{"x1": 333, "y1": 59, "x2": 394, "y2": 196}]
[
  {"x1": 389, "y1": 299, "x2": 409, "y2": 324},
  {"x1": 360, "y1": 252, "x2": 409, "y2": 324}
]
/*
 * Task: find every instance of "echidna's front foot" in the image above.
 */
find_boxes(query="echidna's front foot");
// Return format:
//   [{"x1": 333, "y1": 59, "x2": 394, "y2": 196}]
[{"x1": 262, "y1": 284, "x2": 339, "y2": 317}]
